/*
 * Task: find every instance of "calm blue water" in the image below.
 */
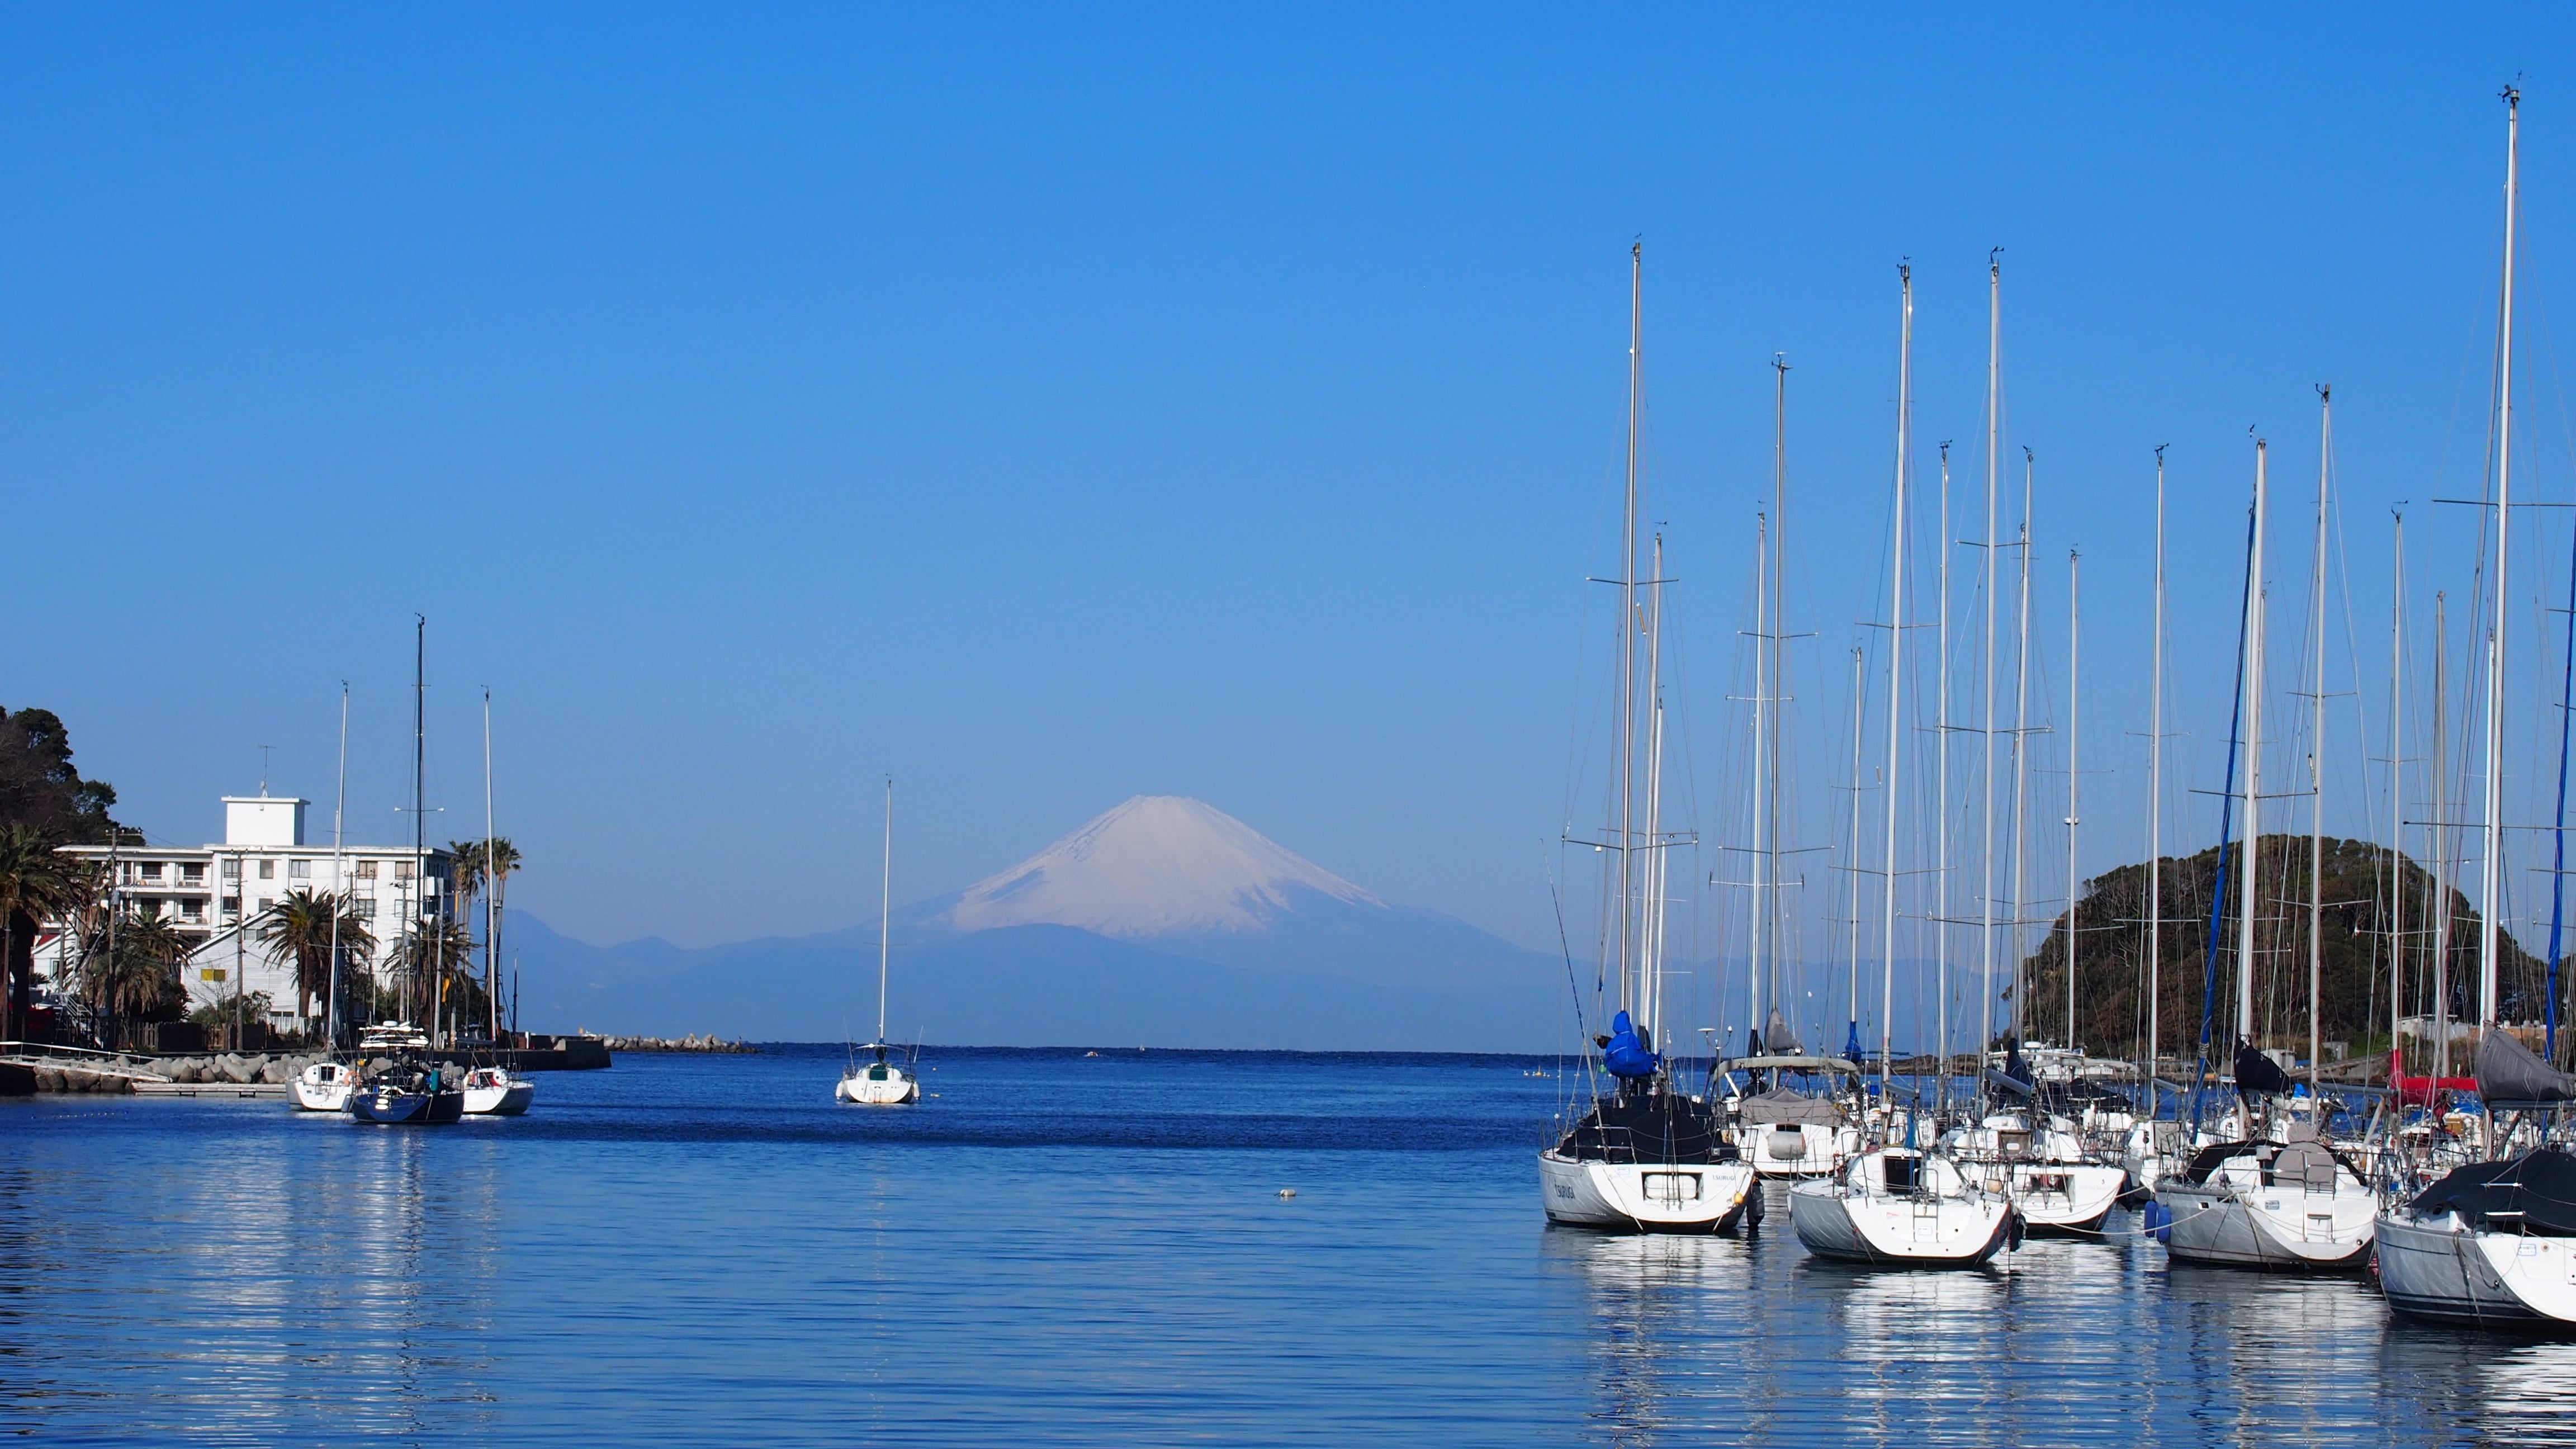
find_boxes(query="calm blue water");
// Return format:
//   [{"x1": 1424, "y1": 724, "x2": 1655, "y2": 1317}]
[{"x1": 4, "y1": 1046, "x2": 2573, "y2": 1446}]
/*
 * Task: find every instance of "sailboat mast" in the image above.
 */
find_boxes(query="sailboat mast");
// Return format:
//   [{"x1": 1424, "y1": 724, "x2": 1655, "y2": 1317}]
[
  {"x1": 2239, "y1": 442, "x2": 2269, "y2": 1049},
  {"x1": 2066, "y1": 548, "x2": 2080, "y2": 1052},
  {"x1": 2010, "y1": 453, "x2": 2034, "y2": 1050},
  {"x1": 2149, "y1": 448, "x2": 2167, "y2": 1111},
  {"x1": 2554, "y1": 470, "x2": 2576, "y2": 1059},
  {"x1": 1879, "y1": 263, "x2": 1911, "y2": 1090},
  {"x1": 1846, "y1": 645, "x2": 1865, "y2": 1049},
  {"x1": 412, "y1": 614, "x2": 427, "y2": 1032},
  {"x1": 1981, "y1": 254, "x2": 2002, "y2": 1069},
  {"x1": 2388, "y1": 512, "x2": 2408, "y2": 1076},
  {"x1": 1936, "y1": 442, "x2": 1953, "y2": 1112},
  {"x1": 2480, "y1": 86, "x2": 2520, "y2": 1031},
  {"x1": 1751, "y1": 512, "x2": 1770, "y2": 1043},
  {"x1": 484, "y1": 688, "x2": 499, "y2": 1041},
  {"x1": 2432, "y1": 593, "x2": 2455, "y2": 1083},
  {"x1": 878, "y1": 776, "x2": 893, "y2": 1044},
  {"x1": 1769, "y1": 352, "x2": 1789, "y2": 1045},
  {"x1": 1770, "y1": 352, "x2": 1790, "y2": 1035},
  {"x1": 1642, "y1": 533, "x2": 1668, "y2": 1047},
  {"x1": 1617, "y1": 243, "x2": 1642, "y2": 1021},
  {"x1": 2310, "y1": 389, "x2": 2331, "y2": 1082},
  {"x1": 327, "y1": 683, "x2": 348, "y2": 1049}
]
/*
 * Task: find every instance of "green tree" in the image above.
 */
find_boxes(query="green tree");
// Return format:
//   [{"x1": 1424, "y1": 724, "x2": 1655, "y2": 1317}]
[
  {"x1": 87, "y1": 913, "x2": 188, "y2": 1046},
  {"x1": 0, "y1": 822, "x2": 84, "y2": 1041},
  {"x1": 255, "y1": 888, "x2": 377, "y2": 1034},
  {"x1": 0, "y1": 707, "x2": 124, "y2": 845}
]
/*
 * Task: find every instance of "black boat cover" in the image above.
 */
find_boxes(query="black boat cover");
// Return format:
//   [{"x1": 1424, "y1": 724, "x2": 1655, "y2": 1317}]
[
  {"x1": 2409, "y1": 1150, "x2": 2576, "y2": 1237},
  {"x1": 2475, "y1": 1030, "x2": 2576, "y2": 1105},
  {"x1": 1763, "y1": 1008, "x2": 1803, "y2": 1058},
  {"x1": 2233, "y1": 1043, "x2": 2291, "y2": 1096},
  {"x1": 1556, "y1": 1091, "x2": 1731, "y2": 1164}
]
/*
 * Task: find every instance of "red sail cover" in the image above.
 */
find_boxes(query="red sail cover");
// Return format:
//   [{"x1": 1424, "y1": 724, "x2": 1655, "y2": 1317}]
[{"x1": 2390, "y1": 1047, "x2": 2477, "y2": 1107}]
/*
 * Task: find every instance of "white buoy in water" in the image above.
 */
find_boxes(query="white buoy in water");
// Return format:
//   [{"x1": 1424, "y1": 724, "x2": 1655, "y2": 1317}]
[{"x1": 1277, "y1": 1188, "x2": 1296, "y2": 1199}]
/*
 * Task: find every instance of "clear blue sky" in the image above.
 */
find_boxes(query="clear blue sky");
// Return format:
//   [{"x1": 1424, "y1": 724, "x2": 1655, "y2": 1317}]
[{"x1": 6, "y1": 6, "x2": 2571, "y2": 954}]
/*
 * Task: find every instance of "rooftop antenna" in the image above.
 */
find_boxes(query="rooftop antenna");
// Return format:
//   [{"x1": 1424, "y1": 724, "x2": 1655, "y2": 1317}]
[{"x1": 258, "y1": 745, "x2": 273, "y2": 797}]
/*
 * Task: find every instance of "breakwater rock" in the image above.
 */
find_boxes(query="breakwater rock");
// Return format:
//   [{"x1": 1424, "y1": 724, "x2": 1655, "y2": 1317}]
[
  {"x1": 595, "y1": 1034, "x2": 755, "y2": 1054},
  {"x1": 20, "y1": 1052, "x2": 320, "y2": 1092},
  {"x1": 150, "y1": 1053, "x2": 323, "y2": 1087}
]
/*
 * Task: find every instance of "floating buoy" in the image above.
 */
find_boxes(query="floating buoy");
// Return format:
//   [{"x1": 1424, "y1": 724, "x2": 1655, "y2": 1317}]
[{"x1": 1277, "y1": 1188, "x2": 1297, "y2": 1200}]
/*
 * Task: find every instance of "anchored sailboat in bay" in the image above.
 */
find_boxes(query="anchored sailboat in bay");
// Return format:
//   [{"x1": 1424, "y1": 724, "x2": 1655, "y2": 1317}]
[
  {"x1": 839, "y1": 776, "x2": 922, "y2": 1106},
  {"x1": 1538, "y1": 244, "x2": 1756, "y2": 1233}
]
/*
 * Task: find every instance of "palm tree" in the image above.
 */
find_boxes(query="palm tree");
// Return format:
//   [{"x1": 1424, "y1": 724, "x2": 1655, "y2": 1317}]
[
  {"x1": 87, "y1": 913, "x2": 189, "y2": 1045},
  {"x1": 256, "y1": 888, "x2": 377, "y2": 1036},
  {"x1": 448, "y1": 840, "x2": 486, "y2": 924},
  {"x1": 398, "y1": 918, "x2": 480, "y2": 1038},
  {"x1": 0, "y1": 822, "x2": 82, "y2": 1041}
]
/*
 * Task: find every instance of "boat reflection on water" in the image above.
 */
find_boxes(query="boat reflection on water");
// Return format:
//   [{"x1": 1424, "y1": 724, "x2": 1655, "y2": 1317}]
[
  {"x1": 2377, "y1": 1320, "x2": 2576, "y2": 1448},
  {"x1": 1541, "y1": 1200, "x2": 2567, "y2": 1447},
  {"x1": 1540, "y1": 1221, "x2": 1760, "y2": 1441}
]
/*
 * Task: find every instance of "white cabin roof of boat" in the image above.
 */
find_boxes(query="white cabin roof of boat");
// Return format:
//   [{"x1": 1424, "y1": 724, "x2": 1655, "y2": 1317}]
[{"x1": 1718, "y1": 1054, "x2": 1862, "y2": 1074}]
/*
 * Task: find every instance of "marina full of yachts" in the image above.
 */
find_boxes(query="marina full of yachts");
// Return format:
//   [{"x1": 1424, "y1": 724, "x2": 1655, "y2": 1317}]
[
  {"x1": 1543, "y1": 1034, "x2": 2576, "y2": 1332},
  {"x1": 1540, "y1": 89, "x2": 2576, "y2": 1333}
]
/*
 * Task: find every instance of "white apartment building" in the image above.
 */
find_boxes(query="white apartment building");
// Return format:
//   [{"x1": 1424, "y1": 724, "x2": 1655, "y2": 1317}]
[{"x1": 40, "y1": 793, "x2": 457, "y2": 1029}]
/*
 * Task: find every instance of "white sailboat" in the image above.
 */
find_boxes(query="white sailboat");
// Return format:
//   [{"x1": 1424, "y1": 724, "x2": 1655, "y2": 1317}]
[
  {"x1": 1790, "y1": 264, "x2": 2017, "y2": 1267},
  {"x1": 1716, "y1": 356, "x2": 1860, "y2": 1183},
  {"x1": 461, "y1": 689, "x2": 534, "y2": 1117},
  {"x1": 2374, "y1": 86, "x2": 2576, "y2": 1327},
  {"x1": 1538, "y1": 245, "x2": 1756, "y2": 1233},
  {"x1": 838, "y1": 776, "x2": 921, "y2": 1106},
  {"x1": 295, "y1": 685, "x2": 358, "y2": 1112},
  {"x1": 2156, "y1": 399, "x2": 2376, "y2": 1270}
]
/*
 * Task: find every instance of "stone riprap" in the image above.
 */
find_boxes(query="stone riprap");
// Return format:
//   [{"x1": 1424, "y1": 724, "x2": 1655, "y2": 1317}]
[{"x1": 596, "y1": 1034, "x2": 754, "y2": 1053}]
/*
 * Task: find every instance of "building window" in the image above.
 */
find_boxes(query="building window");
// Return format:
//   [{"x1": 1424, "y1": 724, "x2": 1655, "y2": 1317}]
[
  {"x1": 354, "y1": 898, "x2": 377, "y2": 920},
  {"x1": 289, "y1": 860, "x2": 311, "y2": 879},
  {"x1": 140, "y1": 862, "x2": 163, "y2": 882},
  {"x1": 257, "y1": 897, "x2": 274, "y2": 914},
  {"x1": 257, "y1": 859, "x2": 275, "y2": 880},
  {"x1": 181, "y1": 863, "x2": 205, "y2": 884},
  {"x1": 222, "y1": 859, "x2": 241, "y2": 880},
  {"x1": 221, "y1": 895, "x2": 240, "y2": 917},
  {"x1": 136, "y1": 899, "x2": 161, "y2": 920},
  {"x1": 356, "y1": 860, "x2": 378, "y2": 881},
  {"x1": 181, "y1": 899, "x2": 205, "y2": 922},
  {"x1": 395, "y1": 861, "x2": 416, "y2": 882}
]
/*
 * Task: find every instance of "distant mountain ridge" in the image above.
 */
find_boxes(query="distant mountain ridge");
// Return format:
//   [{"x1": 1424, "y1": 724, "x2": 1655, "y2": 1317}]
[{"x1": 510, "y1": 797, "x2": 1564, "y2": 1049}]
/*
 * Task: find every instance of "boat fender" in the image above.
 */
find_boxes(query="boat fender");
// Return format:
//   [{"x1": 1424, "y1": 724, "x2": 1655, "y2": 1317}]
[
  {"x1": 2142, "y1": 1199, "x2": 2171, "y2": 1243},
  {"x1": 2006, "y1": 1208, "x2": 2026, "y2": 1252}
]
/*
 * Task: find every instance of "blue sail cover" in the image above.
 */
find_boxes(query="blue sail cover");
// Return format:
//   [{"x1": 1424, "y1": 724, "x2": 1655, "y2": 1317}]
[{"x1": 1604, "y1": 1010, "x2": 1660, "y2": 1078}]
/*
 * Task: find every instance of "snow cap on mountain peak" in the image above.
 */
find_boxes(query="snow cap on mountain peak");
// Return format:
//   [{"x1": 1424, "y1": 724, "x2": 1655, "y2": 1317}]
[{"x1": 944, "y1": 795, "x2": 1382, "y2": 937}]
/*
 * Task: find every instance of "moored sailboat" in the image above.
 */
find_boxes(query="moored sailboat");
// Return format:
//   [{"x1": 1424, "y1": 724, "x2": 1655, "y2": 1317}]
[
  {"x1": 838, "y1": 776, "x2": 922, "y2": 1106},
  {"x1": 1538, "y1": 245, "x2": 1754, "y2": 1234}
]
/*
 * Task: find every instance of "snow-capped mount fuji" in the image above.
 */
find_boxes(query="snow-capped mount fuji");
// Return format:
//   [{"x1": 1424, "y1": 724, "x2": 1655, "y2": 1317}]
[
  {"x1": 908, "y1": 795, "x2": 1551, "y2": 995},
  {"x1": 943, "y1": 795, "x2": 1382, "y2": 937},
  {"x1": 509, "y1": 795, "x2": 1564, "y2": 1048}
]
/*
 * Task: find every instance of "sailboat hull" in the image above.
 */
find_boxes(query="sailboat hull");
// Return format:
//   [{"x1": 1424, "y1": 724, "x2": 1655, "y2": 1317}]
[
  {"x1": 2376, "y1": 1213, "x2": 2576, "y2": 1328},
  {"x1": 1538, "y1": 1150, "x2": 1759, "y2": 1233},
  {"x1": 1787, "y1": 1179, "x2": 2015, "y2": 1267},
  {"x1": 1961, "y1": 1160, "x2": 2122, "y2": 1234},
  {"x1": 1739, "y1": 1122, "x2": 1855, "y2": 1180},
  {"x1": 462, "y1": 1075, "x2": 535, "y2": 1115},
  {"x1": 348, "y1": 1087, "x2": 465, "y2": 1125},
  {"x1": 291, "y1": 1063, "x2": 355, "y2": 1112},
  {"x1": 2152, "y1": 1178, "x2": 2374, "y2": 1270},
  {"x1": 836, "y1": 1068, "x2": 920, "y2": 1106}
]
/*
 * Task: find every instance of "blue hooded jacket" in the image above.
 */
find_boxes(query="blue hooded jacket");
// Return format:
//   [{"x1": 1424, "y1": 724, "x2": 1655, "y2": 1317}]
[{"x1": 1603, "y1": 1010, "x2": 1660, "y2": 1078}]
